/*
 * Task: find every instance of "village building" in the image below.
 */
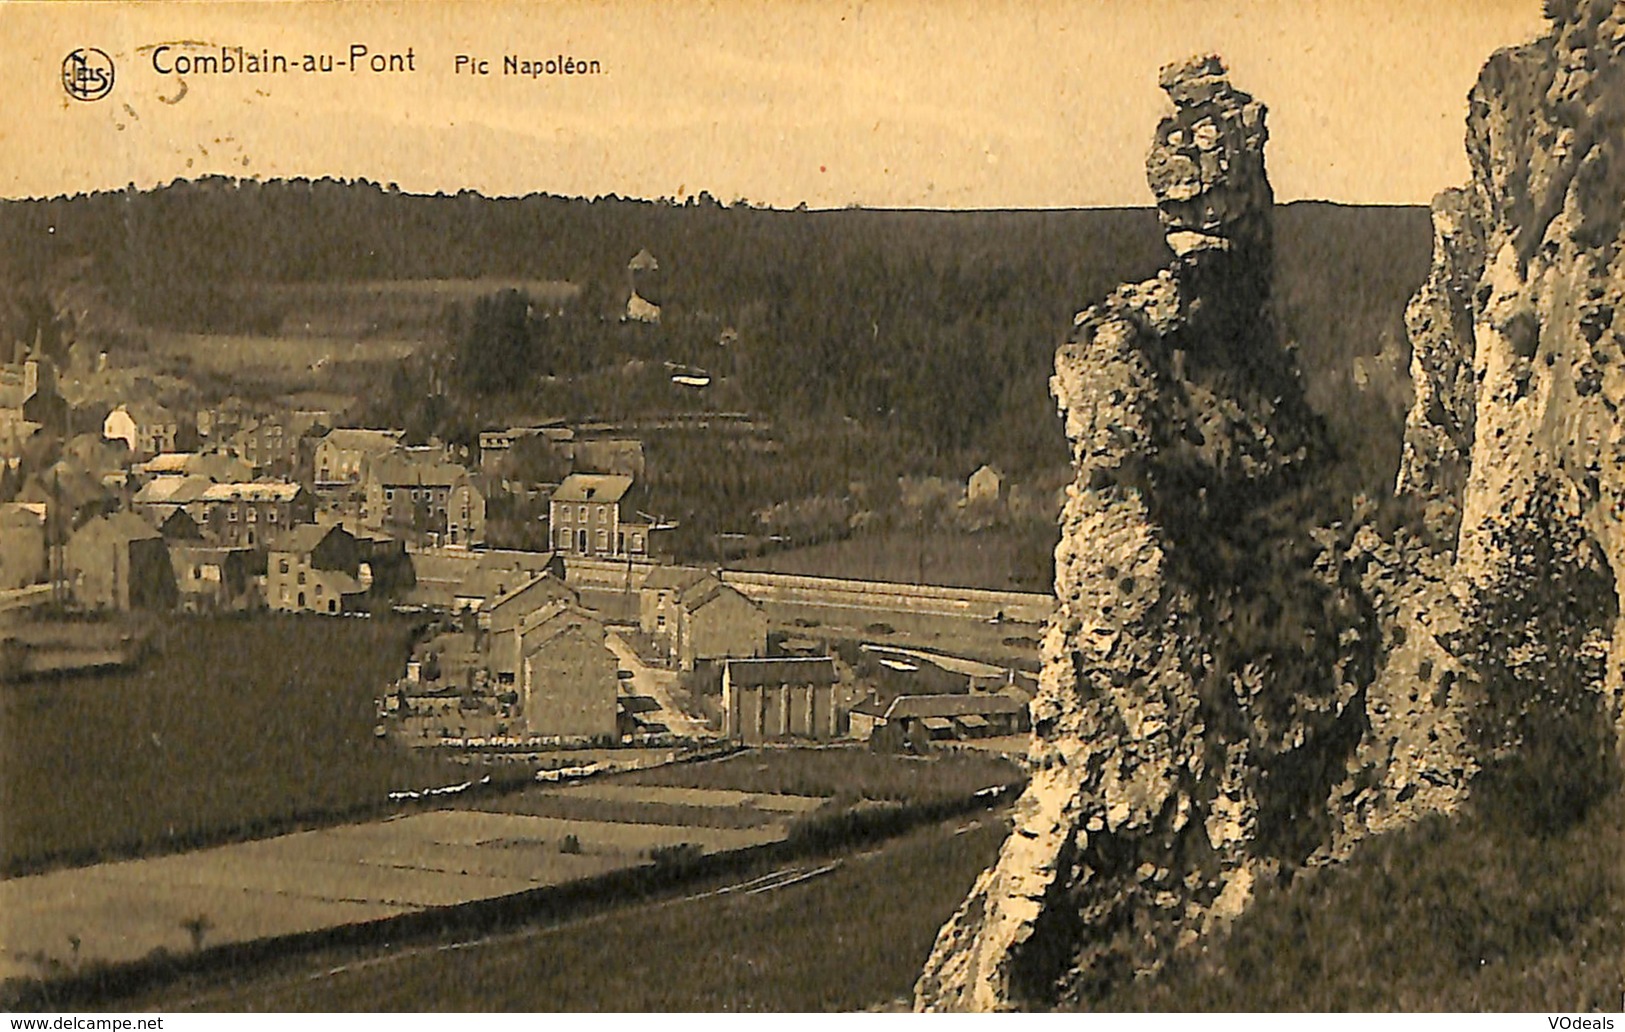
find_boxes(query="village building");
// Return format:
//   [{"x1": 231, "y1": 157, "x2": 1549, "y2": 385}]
[
  {"x1": 400, "y1": 547, "x2": 558, "y2": 610},
  {"x1": 624, "y1": 248, "x2": 662, "y2": 324},
  {"x1": 0, "y1": 358, "x2": 68, "y2": 443},
  {"x1": 64, "y1": 512, "x2": 177, "y2": 611},
  {"x1": 477, "y1": 425, "x2": 572, "y2": 471},
  {"x1": 169, "y1": 544, "x2": 262, "y2": 613},
  {"x1": 0, "y1": 358, "x2": 71, "y2": 440},
  {"x1": 673, "y1": 577, "x2": 767, "y2": 672},
  {"x1": 483, "y1": 577, "x2": 582, "y2": 681},
  {"x1": 159, "y1": 508, "x2": 205, "y2": 541},
  {"x1": 135, "y1": 451, "x2": 255, "y2": 483},
  {"x1": 722, "y1": 656, "x2": 840, "y2": 744},
  {"x1": 103, "y1": 403, "x2": 182, "y2": 460},
  {"x1": 548, "y1": 472, "x2": 648, "y2": 559},
  {"x1": 636, "y1": 565, "x2": 766, "y2": 669},
  {"x1": 61, "y1": 433, "x2": 129, "y2": 477},
  {"x1": 638, "y1": 565, "x2": 711, "y2": 643},
  {"x1": 0, "y1": 503, "x2": 47, "y2": 590},
  {"x1": 197, "y1": 482, "x2": 315, "y2": 549},
  {"x1": 846, "y1": 696, "x2": 892, "y2": 743},
  {"x1": 130, "y1": 474, "x2": 215, "y2": 529},
  {"x1": 266, "y1": 523, "x2": 369, "y2": 615},
  {"x1": 194, "y1": 402, "x2": 254, "y2": 445},
  {"x1": 966, "y1": 464, "x2": 1005, "y2": 505},
  {"x1": 17, "y1": 461, "x2": 113, "y2": 531},
  {"x1": 363, "y1": 454, "x2": 487, "y2": 547},
  {"x1": 228, "y1": 410, "x2": 329, "y2": 476},
  {"x1": 313, "y1": 428, "x2": 405, "y2": 485},
  {"x1": 356, "y1": 532, "x2": 414, "y2": 599},
  {"x1": 514, "y1": 602, "x2": 619, "y2": 739},
  {"x1": 866, "y1": 692, "x2": 1031, "y2": 751}
]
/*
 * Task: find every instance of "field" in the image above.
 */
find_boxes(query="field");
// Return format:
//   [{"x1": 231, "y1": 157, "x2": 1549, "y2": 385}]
[
  {"x1": 145, "y1": 331, "x2": 420, "y2": 406},
  {"x1": 0, "y1": 806, "x2": 792, "y2": 983},
  {"x1": 244, "y1": 278, "x2": 578, "y2": 338},
  {"x1": 485, "y1": 783, "x2": 828, "y2": 829},
  {"x1": 0, "y1": 614, "x2": 455, "y2": 875},
  {"x1": 2, "y1": 745, "x2": 1022, "y2": 1001},
  {"x1": 613, "y1": 745, "x2": 1023, "y2": 804},
  {"x1": 0, "y1": 778, "x2": 828, "y2": 985},
  {"x1": 153, "y1": 811, "x2": 1011, "y2": 1011}
]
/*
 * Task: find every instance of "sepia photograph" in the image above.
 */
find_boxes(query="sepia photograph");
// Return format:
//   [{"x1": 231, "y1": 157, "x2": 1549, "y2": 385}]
[{"x1": 0, "y1": 0, "x2": 1622, "y2": 1016}]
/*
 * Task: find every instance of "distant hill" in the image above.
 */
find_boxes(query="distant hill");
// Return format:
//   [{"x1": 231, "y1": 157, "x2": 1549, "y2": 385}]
[{"x1": 0, "y1": 181, "x2": 1430, "y2": 496}]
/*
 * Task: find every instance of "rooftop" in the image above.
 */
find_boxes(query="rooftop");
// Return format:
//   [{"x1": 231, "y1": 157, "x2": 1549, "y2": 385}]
[
  {"x1": 278, "y1": 523, "x2": 350, "y2": 555},
  {"x1": 74, "y1": 511, "x2": 162, "y2": 545},
  {"x1": 199, "y1": 482, "x2": 306, "y2": 503},
  {"x1": 883, "y1": 693, "x2": 1028, "y2": 720},
  {"x1": 371, "y1": 454, "x2": 472, "y2": 488},
  {"x1": 724, "y1": 656, "x2": 837, "y2": 687},
  {"x1": 553, "y1": 473, "x2": 633, "y2": 504},
  {"x1": 321, "y1": 428, "x2": 405, "y2": 453},
  {"x1": 132, "y1": 474, "x2": 215, "y2": 506}
]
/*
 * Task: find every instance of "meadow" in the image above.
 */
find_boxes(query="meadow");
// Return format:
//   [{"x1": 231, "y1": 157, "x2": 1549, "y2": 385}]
[
  {"x1": 486, "y1": 783, "x2": 828, "y2": 829},
  {"x1": 0, "y1": 613, "x2": 456, "y2": 875},
  {"x1": 1098, "y1": 791, "x2": 1625, "y2": 1011},
  {"x1": 155, "y1": 813, "x2": 1011, "y2": 1011},
  {"x1": 614, "y1": 745, "x2": 1023, "y2": 805},
  {"x1": 2, "y1": 746, "x2": 1015, "y2": 1002}
]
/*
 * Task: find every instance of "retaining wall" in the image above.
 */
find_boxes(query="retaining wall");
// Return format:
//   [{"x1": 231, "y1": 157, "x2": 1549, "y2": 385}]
[{"x1": 562, "y1": 558, "x2": 1054, "y2": 624}]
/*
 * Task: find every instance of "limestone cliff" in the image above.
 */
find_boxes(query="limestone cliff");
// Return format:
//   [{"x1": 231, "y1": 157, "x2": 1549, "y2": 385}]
[
  {"x1": 1377, "y1": 0, "x2": 1625, "y2": 831},
  {"x1": 916, "y1": 5, "x2": 1625, "y2": 1007},
  {"x1": 914, "y1": 56, "x2": 1377, "y2": 1010}
]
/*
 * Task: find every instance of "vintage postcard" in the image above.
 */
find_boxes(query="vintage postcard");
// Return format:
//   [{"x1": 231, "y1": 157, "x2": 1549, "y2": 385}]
[{"x1": 1, "y1": 0, "x2": 1620, "y2": 1018}]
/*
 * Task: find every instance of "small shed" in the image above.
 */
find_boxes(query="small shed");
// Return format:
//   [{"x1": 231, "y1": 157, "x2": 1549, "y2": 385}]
[
  {"x1": 966, "y1": 464, "x2": 1005, "y2": 505},
  {"x1": 872, "y1": 691, "x2": 1030, "y2": 752}
]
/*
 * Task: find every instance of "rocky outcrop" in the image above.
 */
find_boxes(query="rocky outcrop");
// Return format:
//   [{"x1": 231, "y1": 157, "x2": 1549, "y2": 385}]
[
  {"x1": 914, "y1": 56, "x2": 1377, "y2": 1010},
  {"x1": 1377, "y1": 0, "x2": 1625, "y2": 831},
  {"x1": 917, "y1": 5, "x2": 1625, "y2": 1008}
]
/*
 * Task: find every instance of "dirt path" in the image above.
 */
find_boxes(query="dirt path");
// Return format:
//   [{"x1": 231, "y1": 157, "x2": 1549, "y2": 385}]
[{"x1": 603, "y1": 628, "x2": 713, "y2": 739}]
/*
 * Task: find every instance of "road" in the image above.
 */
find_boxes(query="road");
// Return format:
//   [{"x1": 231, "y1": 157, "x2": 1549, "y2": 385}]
[{"x1": 603, "y1": 628, "x2": 714, "y2": 738}]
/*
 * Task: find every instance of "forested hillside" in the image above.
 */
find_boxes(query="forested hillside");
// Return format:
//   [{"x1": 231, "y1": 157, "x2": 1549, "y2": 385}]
[{"x1": 0, "y1": 180, "x2": 1430, "y2": 515}]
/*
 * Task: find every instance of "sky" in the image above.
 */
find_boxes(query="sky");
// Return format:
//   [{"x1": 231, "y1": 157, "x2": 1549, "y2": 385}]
[{"x1": 0, "y1": 0, "x2": 1551, "y2": 208}]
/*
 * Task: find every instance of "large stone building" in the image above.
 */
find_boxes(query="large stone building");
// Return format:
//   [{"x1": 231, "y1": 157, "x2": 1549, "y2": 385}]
[
  {"x1": 722, "y1": 656, "x2": 839, "y2": 744},
  {"x1": 484, "y1": 580, "x2": 582, "y2": 683},
  {"x1": 548, "y1": 473, "x2": 647, "y2": 558},
  {"x1": 364, "y1": 455, "x2": 486, "y2": 547},
  {"x1": 313, "y1": 428, "x2": 405, "y2": 486},
  {"x1": 515, "y1": 602, "x2": 619, "y2": 739},
  {"x1": 638, "y1": 565, "x2": 711, "y2": 642},
  {"x1": 637, "y1": 566, "x2": 766, "y2": 671},
  {"x1": 229, "y1": 411, "x2": 330, "y2": 476},
  {"x1": 103, "y1": 403, "x2": 182, "y2": 460},
  {"x1": 673, "y1": 578, "x2": 766, "y2": 672},
  {"x1": 267, "y1": 523, "x2": 368, "y2": 615},
  {"x1": 65, "y1": 512, "x2": 177, "y2": 611},
  {"x1": 197, "y1": 482, "x2": 315, "y2": 549}
]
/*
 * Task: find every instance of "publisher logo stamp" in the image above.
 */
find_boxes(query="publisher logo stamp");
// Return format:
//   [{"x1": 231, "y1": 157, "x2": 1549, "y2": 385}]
[{"x1": 62, "y1": 47, "x2": 115, "y2": 101}]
